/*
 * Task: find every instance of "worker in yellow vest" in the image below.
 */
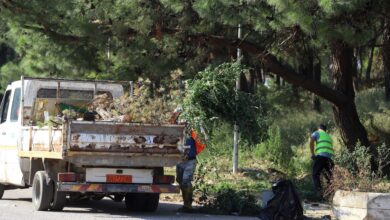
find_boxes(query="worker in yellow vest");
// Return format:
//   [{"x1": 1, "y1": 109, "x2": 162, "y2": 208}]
[{"x1": 309, "y1": 124, "x2": 334, "y2": 197}]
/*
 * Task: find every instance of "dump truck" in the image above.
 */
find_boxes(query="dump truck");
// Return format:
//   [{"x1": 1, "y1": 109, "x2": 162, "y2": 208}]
[{"x1": 0, "y1": 77, "x2": 187, "y2": 212}]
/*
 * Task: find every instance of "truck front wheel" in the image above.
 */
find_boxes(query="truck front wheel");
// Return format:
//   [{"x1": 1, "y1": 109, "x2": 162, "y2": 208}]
[
  {"x1": 32, "y1": 171, "x2": 53, "y2": 211},
  {"x1": 0, "y1": 184, "x2": 4, "y2": 199}
]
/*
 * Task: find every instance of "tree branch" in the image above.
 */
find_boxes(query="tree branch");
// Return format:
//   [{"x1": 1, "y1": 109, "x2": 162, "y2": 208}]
[
  {"x1": 0, "y1": 0, "x2": 348, "y2": 106},
  {"x1": 23, "y1": 25, "x2": 86, "y2": 44},
  {"x1": 188, "y1": 34, "x2": 348, "y2": 106}
]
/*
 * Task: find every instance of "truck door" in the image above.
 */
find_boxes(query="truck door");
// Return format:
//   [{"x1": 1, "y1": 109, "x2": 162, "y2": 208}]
[{"x1": 0, "y1": 88, "x2": 24, "y2": 186}]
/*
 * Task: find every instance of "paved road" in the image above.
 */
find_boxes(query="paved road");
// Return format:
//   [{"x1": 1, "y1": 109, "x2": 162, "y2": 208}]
[{"x1": 0, "y1": 188, "x2": 257, "y2": 220}]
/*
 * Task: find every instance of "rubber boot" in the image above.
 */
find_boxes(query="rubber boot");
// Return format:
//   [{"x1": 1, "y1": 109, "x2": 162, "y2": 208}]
[{"x1": 178, "y1": 186, "x2": 193, "y2": 213}]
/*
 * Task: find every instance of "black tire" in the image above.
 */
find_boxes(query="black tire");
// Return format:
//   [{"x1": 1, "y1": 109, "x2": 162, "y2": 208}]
[
  {"x1": 143, "y1": 193, "x2": 160, "y2": 212},
  {"x1": 0, "y1": 184, "x2": 4, "y2": 199},
  {"x1": 114, "y1": 194, "x2": 124, "y2": 202},
  {"x1": 49, "y1": 181, "x2": 66, "y2": 211},
  {"x1": 32, "y1": 171, "x2": 53, "y2": 211},
  {"x1": 125, "y1": 193, "x2": 146, "y2": 211},
  {"x1": 91, "y1": 195, "x2": 105, "y2": 201}
]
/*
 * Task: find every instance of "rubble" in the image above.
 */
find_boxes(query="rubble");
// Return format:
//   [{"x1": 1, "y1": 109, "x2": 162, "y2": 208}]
[{"x1": 88, "y1": 78, "x2": 180, "y2": 124}]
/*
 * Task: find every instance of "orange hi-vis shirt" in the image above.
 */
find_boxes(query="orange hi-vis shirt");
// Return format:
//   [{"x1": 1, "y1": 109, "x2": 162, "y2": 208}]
[{"x1": 191, "y1": 130, "x2": 206, "y2": 155}]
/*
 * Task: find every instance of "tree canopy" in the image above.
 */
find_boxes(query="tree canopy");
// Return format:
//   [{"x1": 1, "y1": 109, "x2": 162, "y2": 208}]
[{"x1": 1, "y1": 0, "x2": 390, "y2": 148}]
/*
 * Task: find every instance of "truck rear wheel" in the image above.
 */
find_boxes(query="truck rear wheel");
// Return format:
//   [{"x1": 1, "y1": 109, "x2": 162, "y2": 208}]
[
  {"x1": 0, "y1": 184, "x2": 4, "y2": 199},
  {"x1": 114, "y1": 194, "x2": 124, "y2": 202},
  {"x1": 91, "y1": 194, "x2": 105, "y2": 201},
  {"x1": 32, "y1": 171, "x2": 53, "y2": 211},
  {"x1": 143, "y1": 193, "x2": 160, "y2": 212},
  {"x1": 124, "y1": 193, "x2": 159, "y2": 212},
  {"x1": 49, "y1": 181, "x2": 66, "y2": 211},
  {"x1": 125, "y1": 193, "x2": 145, "y2": 211}
]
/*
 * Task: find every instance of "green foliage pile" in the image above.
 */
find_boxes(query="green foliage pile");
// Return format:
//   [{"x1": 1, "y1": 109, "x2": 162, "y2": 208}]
[
  {"x1": 199, "y1": 185, "x2": 260, "y2": 216},
  {"x1": 329, "y1": 144, "x2": 390, "y2": 194},
  {"x1": 182, "y1": 62, "x2": 268, "y2": 144}
]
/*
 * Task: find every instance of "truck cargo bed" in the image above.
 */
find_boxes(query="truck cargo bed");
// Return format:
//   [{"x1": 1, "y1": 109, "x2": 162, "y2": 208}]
[{"x1": 19, "y1": 120, "x2": 186, "y2": 167}]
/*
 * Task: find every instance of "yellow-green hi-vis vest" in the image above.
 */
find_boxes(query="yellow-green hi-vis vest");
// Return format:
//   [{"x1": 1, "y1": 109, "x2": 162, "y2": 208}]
[{"x1": 315, "y1": 130, "x2": 334, "y2": 155}]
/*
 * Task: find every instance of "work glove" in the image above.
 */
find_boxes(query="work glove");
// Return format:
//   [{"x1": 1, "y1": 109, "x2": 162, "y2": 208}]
[{"x1": 311, "y1": 155, "x2": 316, "y2": 161}]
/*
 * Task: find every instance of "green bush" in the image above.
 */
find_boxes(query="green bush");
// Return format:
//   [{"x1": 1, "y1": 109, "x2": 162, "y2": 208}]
[
  {"x1": 288, "y1": 153, "x2": 312, "y2": 176},
  {"x1": 335, "y1": 144, "x2": 372, "y2": 176},
  {"x1": 330, "y1": 143, "x2": 390, "y2": 193},
  {"x1": 193, "y1": 153, "x2": 267, "y2": 216},
  {"x1": 203, "y1": 122, "x2": 234, "y2": 156},
  {"x1": 255, "y1": 125, "x2": 293, "y2": 170},
  {"x1": 355, "y1": 87, "x2": 389, "y2": 120}
]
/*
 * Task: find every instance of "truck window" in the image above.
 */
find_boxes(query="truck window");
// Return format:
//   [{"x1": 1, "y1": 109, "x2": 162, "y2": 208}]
[
  {"x1": 10, "y1": 88, "x2": 21, "y2": 121},
  {"x1": 0, "y1": 90, "x2": 11, "y2": 123}
]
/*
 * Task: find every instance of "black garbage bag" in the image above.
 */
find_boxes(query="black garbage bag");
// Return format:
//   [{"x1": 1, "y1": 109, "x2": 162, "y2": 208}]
[{"x1": 258, "y1": 180, "x2": 304, "y2": 220}]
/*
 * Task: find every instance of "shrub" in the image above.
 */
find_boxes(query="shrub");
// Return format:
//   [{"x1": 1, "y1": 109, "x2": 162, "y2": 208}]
[
  {"x1": 193, "y1": 153, "x2": 264, "y2": 216},
  {"x1": 203, "y1": 122, "x2": 233, "y2": 156},
  {"x1": 255, "y1": 125, "x2": 293, "y2": 170},
  {"x1": 355, "y1": 87, "x2": 389, "y2": 120},
  {"x1": 327, "y1": 143, "x2": 390, "y2": 195}
]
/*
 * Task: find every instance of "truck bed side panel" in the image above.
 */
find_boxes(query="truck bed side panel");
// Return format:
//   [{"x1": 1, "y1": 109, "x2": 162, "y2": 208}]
[{"x1": 65, "y1": 121, "x2": 186, "y2": 167}]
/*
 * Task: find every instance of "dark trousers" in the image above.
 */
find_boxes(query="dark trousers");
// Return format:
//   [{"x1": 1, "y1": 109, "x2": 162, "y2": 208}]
[{"x1": 312, "y1": 155, "x2": 334, "y2": 192}]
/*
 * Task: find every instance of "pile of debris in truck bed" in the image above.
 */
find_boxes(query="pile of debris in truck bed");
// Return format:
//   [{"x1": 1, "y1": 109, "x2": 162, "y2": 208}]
[{"x1": 87, "y1": 78, "x2": 181, "y2": 124}]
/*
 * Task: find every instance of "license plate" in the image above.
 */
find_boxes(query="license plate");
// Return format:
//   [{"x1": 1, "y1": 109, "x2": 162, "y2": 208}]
[{"x1": 106, "y1": 174, "x2": 132, "y2": 183}]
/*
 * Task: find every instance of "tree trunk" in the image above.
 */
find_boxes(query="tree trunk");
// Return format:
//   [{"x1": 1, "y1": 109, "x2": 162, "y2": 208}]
[
  {"x1": 240, "y1": 72, "x2": 250, "y2": 93},
  {"x1": 257, "y1": 67, "x2": 264, "y2": 84},
  {"x1": 292, "y1": 85, "x2": 299, "y2": 102},
  {"x1": 352, "y1": 49, "x2": 360, "y2": 91},
  {"x1": 358, "y1": 47, "x2": 364, "y2": 77},
  {"x1": 276, "y1": 75, "x2": 281, "y2": 88},
  {"x1": 0, "y1": 43, "x2": 15, "y2": 67},
  {"x1": 365, "y1": 46, "x2": 375, "y2": 82},
  {"x1": 331, "y1": 40, "x2": 370, "y2": 149},
  {"x1": 312, "y1": 61, "x2": 321, "y2": 112},
  {"x1": 383, "y1": 21, "x2": 390, "y2": 101},
  {"x1": 244, "y1": 69, "x2": 256, "y2": 93}
]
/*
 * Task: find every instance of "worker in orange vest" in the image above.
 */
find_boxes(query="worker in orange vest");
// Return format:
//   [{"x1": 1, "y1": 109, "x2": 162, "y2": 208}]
[{"x1": 171, "y1": 107, "x2": 206, "y2": 212}]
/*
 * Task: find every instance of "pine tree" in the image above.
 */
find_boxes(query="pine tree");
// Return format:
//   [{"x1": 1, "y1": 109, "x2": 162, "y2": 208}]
[{"x1": 0, "y1": 0, "x2": 388, "y2": 149}]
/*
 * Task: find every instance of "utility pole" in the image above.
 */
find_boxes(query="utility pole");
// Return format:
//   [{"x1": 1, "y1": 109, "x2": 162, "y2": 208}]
[{"x1": 233, "y1": 23, "x2": 242, "y2": 174}]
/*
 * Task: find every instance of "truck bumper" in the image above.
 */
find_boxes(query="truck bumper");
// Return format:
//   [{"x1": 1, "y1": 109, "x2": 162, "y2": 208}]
[{"x1": 57, "y1": 183, "x2": 180, "y2": 193}]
